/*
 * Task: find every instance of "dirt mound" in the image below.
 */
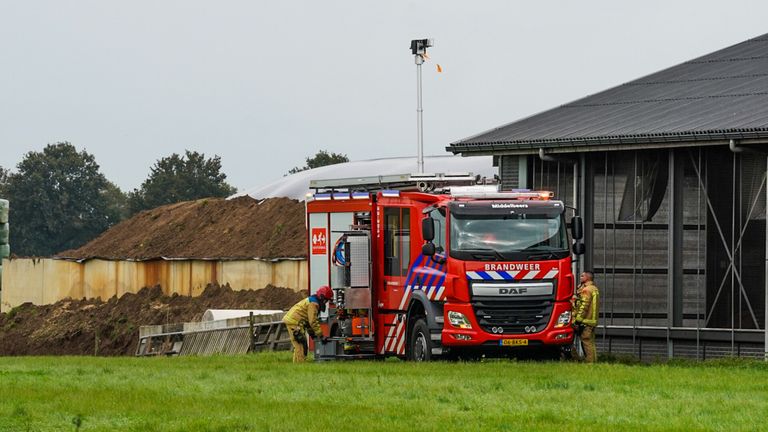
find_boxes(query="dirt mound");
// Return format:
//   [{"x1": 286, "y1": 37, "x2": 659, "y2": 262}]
[
  {"x1": 57, "y1": 196, "x2": 307, "y2": 260},
  {"x1": 0, "y1": 284, "x2": 304, "y2": 356}
]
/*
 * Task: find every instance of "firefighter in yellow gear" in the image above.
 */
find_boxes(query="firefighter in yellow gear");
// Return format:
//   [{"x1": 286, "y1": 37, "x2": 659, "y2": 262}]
[
  {"x1": 572, "y1": 271, "x2": 600, "y2": 363},
  {"x1": 283, "y1": 286, "x2": 333, "y2": 362}
]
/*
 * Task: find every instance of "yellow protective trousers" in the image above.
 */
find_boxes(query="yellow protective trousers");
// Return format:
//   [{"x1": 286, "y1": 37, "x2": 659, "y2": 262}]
[
  {"x1": 287, "y1": 324, "x2": 308, "y2": 363},
  {"x1": 580, "y1": 325, "x2": 597, "y2": 363}
]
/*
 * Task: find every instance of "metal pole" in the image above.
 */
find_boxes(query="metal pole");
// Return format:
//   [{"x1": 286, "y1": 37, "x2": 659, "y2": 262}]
[
  {"x1": 765, "y1": 153, "x2": 768, "y2": 361},
  {"x1": 416, "y1": 55, "x2": 424, "y2": 173},
  {"x1": 697, "y1": 149, "x2": 702, "y2": 359},
  {"x1": 632, "y1": 153, "x2": 637, "y2": 354},
  {"x1": 641, "y1": 156, "x2": 645, "y2": 328},
  {"x1": 732, "y1": 153, "x2": 736, "y2": 354},
  {"x1": 573, "y1": 161, "x2": 579, "y2": 285},
  {"x1": 612, "y1": 158, "x2": 617, "y2": 328},
  {"x1": 581, "y1": 153, "x2": 592, "y2": 272},
  {"x1": 668, "y1": 150, "x2": 684, "y2": 358},
  {"x1": 603, "y1": 154, "x2": 608, "y2": 348},
  {"x1": 739, "y1": 160, "x2": 743, "y2": 330}
]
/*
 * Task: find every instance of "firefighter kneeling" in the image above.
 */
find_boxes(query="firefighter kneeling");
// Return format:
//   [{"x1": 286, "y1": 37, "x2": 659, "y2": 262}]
[
  {"x1": 283, "y1": 286, "x2": 333, "y2": 363},
  {"x1": 572, "y1": 271, "x2": 600, "y2": 363}
]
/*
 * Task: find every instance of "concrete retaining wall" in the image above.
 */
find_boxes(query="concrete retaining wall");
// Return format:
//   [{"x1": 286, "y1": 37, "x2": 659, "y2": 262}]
[{"x1": 0, "y1": 258, "x2": 307, "y2": 312}]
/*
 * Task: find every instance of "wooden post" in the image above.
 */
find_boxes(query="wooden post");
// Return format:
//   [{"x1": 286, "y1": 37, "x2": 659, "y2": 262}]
[{"x1": 249, "y1": 312, "x2": 255, "y2": 353}]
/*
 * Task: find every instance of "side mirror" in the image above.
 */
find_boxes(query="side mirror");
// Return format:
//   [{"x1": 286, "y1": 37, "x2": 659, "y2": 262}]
[
  {"x1": 422, "y1": 217, "x2": 435, "y2": 242},
  {"x1": 422, "y1": 242, "x2": 436, "y2": 256},
  {"x1": 571, "y1": 216, "x2": 583, "y2": 240},
  {"x1": 572, "y1": 242, "x2": 586, "y2": 255}
]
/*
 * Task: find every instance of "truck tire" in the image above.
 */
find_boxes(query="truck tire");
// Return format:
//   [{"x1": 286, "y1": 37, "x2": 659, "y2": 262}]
[{"x1": 406, "y1": 318, "x2": 432, "y2": 362}]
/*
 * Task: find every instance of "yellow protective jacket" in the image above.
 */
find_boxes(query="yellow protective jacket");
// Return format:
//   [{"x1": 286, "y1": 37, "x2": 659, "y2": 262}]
[
  {"x1": 283, "y1": 296, "x2": 322, "y2": 337},
  {"x1": 573, "y1": 281, "x2": 599, "y2": 327}
]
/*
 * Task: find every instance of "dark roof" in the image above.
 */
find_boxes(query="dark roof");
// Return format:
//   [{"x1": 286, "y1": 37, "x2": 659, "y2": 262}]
[{"x1": 448, "y1": 33, "x2": 768, "y2": 155}]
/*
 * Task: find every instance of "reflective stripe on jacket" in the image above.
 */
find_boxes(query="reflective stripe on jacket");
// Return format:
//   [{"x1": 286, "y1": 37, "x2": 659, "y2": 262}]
[
  {"x1": 574, "y1": 281, "x2": 599, "y2": 327},
  {"x1": 283, "y1": 296, "x2": 322, "y2": 336}
]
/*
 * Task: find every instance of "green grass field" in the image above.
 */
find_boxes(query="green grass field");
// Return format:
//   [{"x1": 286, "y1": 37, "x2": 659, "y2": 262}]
[{"x1": 1, "y1": 353, "x2": 767, "y2": 432}]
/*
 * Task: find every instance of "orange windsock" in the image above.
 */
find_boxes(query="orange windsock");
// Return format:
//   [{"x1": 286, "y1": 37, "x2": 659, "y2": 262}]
[{"x1": 437, "y1": 64, "x2": 443, "y2": 73}]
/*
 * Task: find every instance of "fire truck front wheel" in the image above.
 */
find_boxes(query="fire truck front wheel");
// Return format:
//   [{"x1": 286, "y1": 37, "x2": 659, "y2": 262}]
[{"x1": 407, "y1": 318, "x2": 432, "y2": 362}]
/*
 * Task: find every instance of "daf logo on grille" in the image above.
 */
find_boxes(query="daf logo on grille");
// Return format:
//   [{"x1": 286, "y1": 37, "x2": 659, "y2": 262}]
[
  {"x1": 499, "y1": 287, "x2": 528, "y2": 295},
  {"x1": 525, "y1": 326, "x2": 537, "y2": 333},
  {"x1": 491, "y1": 326, "x2": 504, "y2": 334}
]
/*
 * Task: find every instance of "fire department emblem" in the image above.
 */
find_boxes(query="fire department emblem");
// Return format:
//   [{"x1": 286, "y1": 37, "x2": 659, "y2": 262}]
[{"x1": 311, "y1": 228, "x2": 327, "y2": 255}]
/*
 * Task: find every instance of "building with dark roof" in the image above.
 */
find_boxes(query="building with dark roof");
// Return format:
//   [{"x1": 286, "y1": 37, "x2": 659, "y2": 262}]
[{"x1": 448, "y1": 33, "x2": 768, "y2": 360}]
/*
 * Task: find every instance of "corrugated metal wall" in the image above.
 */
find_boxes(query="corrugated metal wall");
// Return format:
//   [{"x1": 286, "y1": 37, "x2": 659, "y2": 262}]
[
  {"x1": 0, "y1": 258, "x2": 307, "y2": 312},
  {"x1": 499, "y1": 155, "x2": 520, "y2": 190},
  {"x1": 514, "y1": 148, "x2": 767, "y2": 359}
]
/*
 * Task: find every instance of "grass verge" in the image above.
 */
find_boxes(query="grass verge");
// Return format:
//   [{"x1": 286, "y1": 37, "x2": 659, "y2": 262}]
[{"x1": 0, "y1": 353, "x2": 767, "y2": 431}]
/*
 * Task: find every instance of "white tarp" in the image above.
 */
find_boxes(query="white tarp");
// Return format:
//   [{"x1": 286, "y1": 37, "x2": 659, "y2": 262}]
[
  {"x1": 202, "y1": 309, "x2": 285, "y2": 322},
  {"x1": 233, "y1": 155, "x2": 495, "y2": 201}
]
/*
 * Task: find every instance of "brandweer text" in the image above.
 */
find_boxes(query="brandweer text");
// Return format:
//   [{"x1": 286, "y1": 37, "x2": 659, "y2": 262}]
[{"x1": 484, "y1": 263, "x2": 541, "y2": 271}]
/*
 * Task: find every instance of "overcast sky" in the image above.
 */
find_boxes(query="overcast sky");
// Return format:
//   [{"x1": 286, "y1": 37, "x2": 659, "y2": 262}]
[{"x1": 1, "y1": 1, "x2": 767, "y2": 192}]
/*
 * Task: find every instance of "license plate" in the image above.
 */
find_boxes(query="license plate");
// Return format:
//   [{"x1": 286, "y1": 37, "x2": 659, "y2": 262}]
[{"x1": 500, "y1": 339, "x2": 528, "y2": 346}]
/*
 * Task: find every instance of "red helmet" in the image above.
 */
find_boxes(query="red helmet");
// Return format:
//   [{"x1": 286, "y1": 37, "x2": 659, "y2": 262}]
[{"x1": 316, "y1": 285, "x2": 333, "y2": 301}]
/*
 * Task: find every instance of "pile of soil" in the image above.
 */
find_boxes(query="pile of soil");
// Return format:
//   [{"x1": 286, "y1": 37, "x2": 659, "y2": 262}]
[
  {"x1": 0, "y1": 284, "x2": 304, "y2": 356},
  {"x1": 57, "y1": 196, "x2": 307, "y2": 260}
]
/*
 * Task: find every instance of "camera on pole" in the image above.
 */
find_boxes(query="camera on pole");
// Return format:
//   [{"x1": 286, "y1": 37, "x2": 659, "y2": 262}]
[{"x1": 410, "y1": 38, "x2": 434, "y2": 173}]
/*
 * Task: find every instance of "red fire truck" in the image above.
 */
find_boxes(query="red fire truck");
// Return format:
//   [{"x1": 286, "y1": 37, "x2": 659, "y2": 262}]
[{"x1": 308, "y1": 173, "x2": 584, "y2": 360}]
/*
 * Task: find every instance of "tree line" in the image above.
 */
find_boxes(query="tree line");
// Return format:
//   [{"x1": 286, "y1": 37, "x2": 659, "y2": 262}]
[{"x1": 0, "y1": 143, "x2": 347, "y2": 257}]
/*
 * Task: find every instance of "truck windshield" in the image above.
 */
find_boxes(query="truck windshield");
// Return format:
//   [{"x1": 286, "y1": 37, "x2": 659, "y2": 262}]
[{"x1": 449, "y1": 212, "x2": 569, "y2": 260}]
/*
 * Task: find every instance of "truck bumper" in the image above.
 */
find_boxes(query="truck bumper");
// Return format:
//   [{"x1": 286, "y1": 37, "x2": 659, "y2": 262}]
[{"x1": 441, "y1": 301, "x2": 574, "y2": 347}]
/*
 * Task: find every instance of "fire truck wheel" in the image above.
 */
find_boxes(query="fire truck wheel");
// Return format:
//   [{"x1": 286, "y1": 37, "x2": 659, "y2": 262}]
[{"x1": 407, "y1": 318, "x2": 432, "y2": 362}]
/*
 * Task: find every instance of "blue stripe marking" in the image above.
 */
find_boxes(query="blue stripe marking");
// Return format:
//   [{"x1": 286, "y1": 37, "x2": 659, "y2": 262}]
[
  {"x1": 500, "y1": 271, "x2": 514, "y2": 281},
  {"x1": 404, "y1": 254, "x2": 425, "y2": 288},
  {"x1": 424, "y1": 262, "x2": 441, "y2": 292},
  {"x1": 431, "y1": 254, "x2": 446, "y2": 296},
  {"x1": 476, "y1": 271, "x2": 492, "y2": 280},
  {"x1": 402, "y1": 254, "x2": 447, "y2": 298},
  {"x1": 418, "y1": 255, "x2": 434, "y2": 289},
  {"x1": 427, "y1": 256, "x2": 443, "y2": 289},
  {"x1": 434, "y1": 272, "x2": 446, "y2": 293}
]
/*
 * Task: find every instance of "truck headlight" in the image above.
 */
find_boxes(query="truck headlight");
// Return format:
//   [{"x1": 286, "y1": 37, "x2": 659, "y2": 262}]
[
  {"x1": 555, "y1": 311, "x2": 571, "y2": 328},
  {"x1": 448, "y1": 311, "x2": 472, "y2": 329}
]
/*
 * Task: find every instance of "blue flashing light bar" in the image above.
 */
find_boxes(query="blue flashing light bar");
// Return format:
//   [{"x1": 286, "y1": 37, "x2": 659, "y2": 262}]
[
  {"x1": 381, "y1": 189, "x2": 400, "y2": 197},
  {"x1": 332, "y1": 192, "x2": 350, "y2": 200},
  {"x1": 314, "y1": 193, "x2": 332, "y2": 200},
  {"x1": 351, "y1": 192, "x2": 370, "y2": 200}
]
